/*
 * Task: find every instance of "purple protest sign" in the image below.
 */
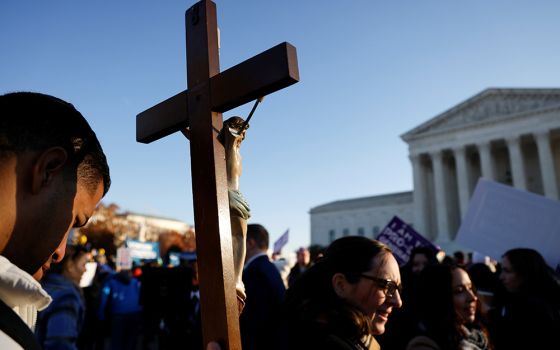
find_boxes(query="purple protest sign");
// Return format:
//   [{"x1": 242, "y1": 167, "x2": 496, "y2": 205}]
[
  {"x1": 376, "y1": 216, "x2": 439, "y2": 266},
  {"x1": 273, "y1": 229, "x2": 289, "y2": 254}
]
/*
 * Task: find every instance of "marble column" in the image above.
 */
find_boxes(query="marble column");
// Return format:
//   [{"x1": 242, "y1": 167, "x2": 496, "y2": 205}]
[
  {"x1": 534, "y1": 130, "x2": 559, "y2": 199},
  {"x1": 410, "y1": 154, "x2": 429, "y2": 236},
  {"x1": 453, "y1": 146, "x2": 470, "y2": 219},
  {"x1": 506, "y1": 135, "x2": 527, "y2": 190},
  {"x1": 477, "y1": 141, "x2": 495, "y2": 180},
  {"x1": 431, "y1": 151, "x2": 450, "y2": 242}
]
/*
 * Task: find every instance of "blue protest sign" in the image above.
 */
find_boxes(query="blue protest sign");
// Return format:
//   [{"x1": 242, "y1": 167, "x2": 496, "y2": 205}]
[{"x1": 126, "y1": 239, "x2": 160, "y2": 264}]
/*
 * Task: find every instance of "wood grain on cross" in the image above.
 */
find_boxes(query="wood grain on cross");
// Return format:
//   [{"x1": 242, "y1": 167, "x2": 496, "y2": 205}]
[{"x1": 135, "y1": 1, "x2": 299, "y2": 349}]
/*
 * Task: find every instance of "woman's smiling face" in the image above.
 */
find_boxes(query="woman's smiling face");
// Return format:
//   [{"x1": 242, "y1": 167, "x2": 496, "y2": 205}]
[
  {"x1": 452, "y1": 267, "x2": 478, "y2": 324},
  {"x1": 336, "y1": 253, "x2": 403, "y2": 335}
]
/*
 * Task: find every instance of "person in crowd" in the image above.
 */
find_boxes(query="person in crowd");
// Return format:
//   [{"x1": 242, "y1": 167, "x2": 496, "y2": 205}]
[
  {"x1": 0, "y1": 92, "x2": 110, "y2": 349},
  {"x1": 490, "y1": 248, "x2": 560, "y2": 349},
  {"x1": 406, "y1": 263, "x2": 492, "y2": 350},
  {"x1": 98, "y1": 269, "x2": 143, "y2": 350},
  {"x1": 379, "y1": 246, "x2": 439, "y2": 349},
  {"x1": 283, "y1": 236, "x2": 403, "y2": 350},
  {"x1": 441, "y1": 254, "x2": 457, "y2": 266},
  {"x1": 159, "y1": 262, "x2": 196, "y2": 349},
  {"x1": 271, "y1": 252, "x2": 291, "y2": 288},
  {"x1": 407, "y1": 247, "x2": 440, "y2": 276},
  {"x1": 35, "y1": 245, "x2": 90, "y2": 349},
  {"x1": 453, "y1": 251, "x2": 467, "y2": 268},
  {"x1": 79, "y1": 252, "x2": 114, "y2": 350},
  {"x1": 184, "y1": 260, "x2": 203, "y2": 350},
  {"x1": 288, "y1": 246, "x2": 312, "y2": 287},
  {"x1": 308, "y1": 244, "x2": 326, "y2": 263},
  {"x1": 471, "y1": 253, "x2": 498, "y2": 273},
  {"x1": 240, "y1": 224, "x2": 286, "y2": 350}
]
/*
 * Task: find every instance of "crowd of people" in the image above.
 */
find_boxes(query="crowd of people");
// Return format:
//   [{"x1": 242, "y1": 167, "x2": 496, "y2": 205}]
[
  {"x1": 1, "y1": 91, "x2": 560, "y2": 350},
  {"x1": 22, "y1": 226, "x2": 560, "y2": 350},
  {"x1": 377, "y1": 246, "x2": 560, "y2": 350}
]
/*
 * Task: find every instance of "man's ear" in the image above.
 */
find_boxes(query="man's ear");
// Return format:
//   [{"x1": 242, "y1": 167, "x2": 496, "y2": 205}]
[
  {"x1": 332, "y1": 272, "x2": 349, "y2": 298},
  {"x1": 245, "y1": 237, "x2": 255, "y2": 249},
  {"x1": 31, "y1": 147, "x2": 68, "y2": 194}
]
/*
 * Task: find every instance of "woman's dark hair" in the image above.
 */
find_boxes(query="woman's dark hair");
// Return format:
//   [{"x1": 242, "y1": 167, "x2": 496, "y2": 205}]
[
  {"x1": 284, "y1": 236, "x2": 392, "y2": 344},
  {"x1": 502, "y1": 248, "x2": 560, "y2": 301},
  {"x1": 468, "y1": 262, "x2": 500, "y2": 295},
  {"x1": 416, "y1": 264, "x2": 461, "y2": 348},
  {"x1": 402, "y1": 246, "x2": 439, "y2": 276}
]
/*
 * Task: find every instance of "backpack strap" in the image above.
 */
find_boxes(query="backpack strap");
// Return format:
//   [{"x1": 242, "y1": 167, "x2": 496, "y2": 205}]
[{"x1": 0, "y1": 298, "x2": 41, "y2": 350}]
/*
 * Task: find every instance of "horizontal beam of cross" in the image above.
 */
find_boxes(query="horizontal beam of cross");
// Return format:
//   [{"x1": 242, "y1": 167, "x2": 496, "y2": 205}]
[{"x1": 136, "y1": 42, "x2": 299, "y2": 144}]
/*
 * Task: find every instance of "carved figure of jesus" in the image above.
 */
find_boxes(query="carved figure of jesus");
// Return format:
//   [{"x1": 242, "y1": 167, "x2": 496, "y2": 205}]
[{"x1": 219, "y1": 116, "x2": 250, "y2": 312}]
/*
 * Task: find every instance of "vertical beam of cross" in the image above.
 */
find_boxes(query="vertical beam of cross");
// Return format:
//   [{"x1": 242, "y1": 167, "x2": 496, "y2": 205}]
[
  {"x1": 136, "y1": 1, "x2": 299, "y2": 348},
  {"x1": 185, "y1": 2, "x2": 241, "y2": 348}
]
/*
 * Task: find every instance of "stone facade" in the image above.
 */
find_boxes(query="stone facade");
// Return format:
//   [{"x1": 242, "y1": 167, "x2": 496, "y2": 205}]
[
  {"x1": 402, "y1": 88, "x2": 560, "y2": 247},
  {"x1": 310, "y1": 88, "x2": 560, "y2": 250},
  {"x1": 309, "y1": 192, "x2": 413, "y2": 247}
]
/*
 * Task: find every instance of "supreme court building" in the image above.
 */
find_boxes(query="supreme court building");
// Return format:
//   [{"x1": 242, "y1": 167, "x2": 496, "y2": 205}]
[{"x1": 310, "y1": 88, "x2": 560, "y2": 251}]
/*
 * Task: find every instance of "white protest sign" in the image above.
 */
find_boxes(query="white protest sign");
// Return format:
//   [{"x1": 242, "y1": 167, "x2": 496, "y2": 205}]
[
  {"x1": 455, "y1": 179, "x2": 560, "y2": 271},
  {"x1": 116, "y1": 246, "x2": 133, "y2": 270},
  {"x1": 79, "y1": 261, "x2": 98, "y2": 288}
]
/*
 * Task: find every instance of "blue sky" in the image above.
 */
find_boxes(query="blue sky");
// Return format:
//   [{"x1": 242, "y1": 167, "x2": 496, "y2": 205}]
[{"x1": 2, "y1": 0, "x2": 560, "y2": 255}]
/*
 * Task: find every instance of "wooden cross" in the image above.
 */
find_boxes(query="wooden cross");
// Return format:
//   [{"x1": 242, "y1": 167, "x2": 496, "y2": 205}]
[{"x1": 136, "y1": 1, "x2": 299, "y2": 349}]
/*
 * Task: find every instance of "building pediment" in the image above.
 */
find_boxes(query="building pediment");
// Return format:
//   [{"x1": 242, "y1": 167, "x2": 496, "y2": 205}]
[{"x1": 401, "y1": 88, "x2": 560, "y2": 141}]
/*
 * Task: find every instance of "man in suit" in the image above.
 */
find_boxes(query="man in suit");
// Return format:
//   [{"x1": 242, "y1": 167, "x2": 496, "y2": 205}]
[{"x1": 240, "y1": 224, "x2": 286, "y2": 350}]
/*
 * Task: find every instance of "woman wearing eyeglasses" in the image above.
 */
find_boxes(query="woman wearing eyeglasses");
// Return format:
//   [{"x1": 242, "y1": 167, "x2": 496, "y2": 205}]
[
  {"x1": 406, "y1": 264, "x2": 492, "y2": 350},
  {"x1": 282, "y1": 236, "x2": 403, "y2": 350}
]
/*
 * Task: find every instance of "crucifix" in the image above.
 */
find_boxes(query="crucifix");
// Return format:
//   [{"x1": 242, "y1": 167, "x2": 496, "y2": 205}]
[{"x1": 136, "y1": 1, "x2": 299, "y2": 349}]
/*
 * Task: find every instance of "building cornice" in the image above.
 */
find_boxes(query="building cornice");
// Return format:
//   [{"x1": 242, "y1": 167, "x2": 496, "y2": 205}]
[
  {"x1": 406, "y1": 104, "x2": 560, "y2": 147},
  {"x1": 310, "y1": 191, "x2": 413, "y2": 214},
  {"x1": 401, "y1": 88, "x2": 560, "y2": 143}
]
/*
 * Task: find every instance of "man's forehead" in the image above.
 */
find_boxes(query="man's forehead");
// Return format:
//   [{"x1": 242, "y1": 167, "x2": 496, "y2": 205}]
[{"x1": 76, "y1": 181, "x2": 104, "y2": 210}]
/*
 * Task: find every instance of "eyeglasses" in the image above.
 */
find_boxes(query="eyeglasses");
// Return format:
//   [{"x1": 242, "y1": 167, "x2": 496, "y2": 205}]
[{"x1": 360, "y1": 274, "x2": 402, "y2": 298}]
